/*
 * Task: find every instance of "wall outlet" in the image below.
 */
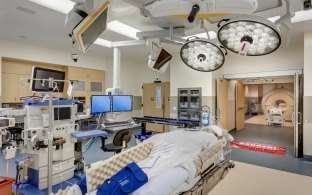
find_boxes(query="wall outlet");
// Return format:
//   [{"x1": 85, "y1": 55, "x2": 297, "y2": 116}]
[{"x1": 173, "y1": 106, "x2": 177, "y2": 111}]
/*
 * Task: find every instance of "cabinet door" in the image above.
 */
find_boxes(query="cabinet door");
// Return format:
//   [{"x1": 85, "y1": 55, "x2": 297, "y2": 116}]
[{"x1": 2, "y1": 73, "x2": 19, "y2": 103}]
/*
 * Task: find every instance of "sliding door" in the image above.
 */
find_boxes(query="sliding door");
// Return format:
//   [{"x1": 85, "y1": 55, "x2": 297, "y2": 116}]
[
  {"x1": 217, "y1": 78, "x2": 229, "y2": 129},
  {"x1": 236, "y1": 82, "x2": 245, "y2": 131},
  {"x1": 294, "y1": 73, "x2": 304, "y2": 157}
]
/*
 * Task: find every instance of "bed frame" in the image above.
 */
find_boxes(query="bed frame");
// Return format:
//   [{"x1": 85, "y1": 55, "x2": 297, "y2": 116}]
[{"x1": 182, "y1": 159, "x2": 234, "y2": 195}]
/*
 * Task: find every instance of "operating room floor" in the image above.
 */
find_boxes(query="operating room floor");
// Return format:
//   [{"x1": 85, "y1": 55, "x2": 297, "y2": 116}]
[
  {"x1": 209, "y1": 161, "x2": 312, "y2": 195},
  {"x1": 230, "y1": 123, "x2": 312, "y2": 177}
]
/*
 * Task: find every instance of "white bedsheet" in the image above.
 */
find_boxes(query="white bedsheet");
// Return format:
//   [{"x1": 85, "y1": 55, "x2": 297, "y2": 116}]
[
  {"x1": 135, "y1": 130, "x2": 218, "y2": 195},
  {"x1": 132, "y1": 167, "x2": 189, "y2": 195}
]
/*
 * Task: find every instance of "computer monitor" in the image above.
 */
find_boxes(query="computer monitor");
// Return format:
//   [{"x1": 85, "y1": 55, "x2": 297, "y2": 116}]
[
  {"x1": 73, "y1": 1, "x2": 109, "y2": 53},
  {"x1": 30, "y1": 67, "x2": 66, "y2": 92},
  {"x1": 90, "y1": 95, "x2": 111, "y2": 114},
  {"x1": 153, "y1": 48, "x2": 172, "y2": 70},
  {"x1": 112, "y1": 95, "x2": 133, "y2": 112}
]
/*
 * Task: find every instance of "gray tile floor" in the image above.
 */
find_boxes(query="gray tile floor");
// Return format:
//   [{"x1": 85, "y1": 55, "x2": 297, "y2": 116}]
[{"x1": 230, "y1": 123, "x2": 312, "y2": 177}]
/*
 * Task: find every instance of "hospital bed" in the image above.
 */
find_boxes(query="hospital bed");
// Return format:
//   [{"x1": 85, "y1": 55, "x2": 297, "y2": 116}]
[
  {"x1": 267, "y1": 107, "x2": 285, "y2": 126},
  {"x1": 82, "y1": 125, "x2": 234, "y2": 195}
]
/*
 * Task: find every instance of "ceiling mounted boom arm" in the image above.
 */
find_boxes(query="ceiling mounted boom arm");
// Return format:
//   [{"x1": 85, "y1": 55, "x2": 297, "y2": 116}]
[
  {"x1": 274, "y1": 0, "x2": 293, "y2": 48},
  {"x1": 137, "y1": 28, "x2": 186, "y2": 40}
]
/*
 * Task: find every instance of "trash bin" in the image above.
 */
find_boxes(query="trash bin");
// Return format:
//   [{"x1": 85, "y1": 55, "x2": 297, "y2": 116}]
[{"x1": 0, "y1": 176, "x2": 15, "y2": 195}]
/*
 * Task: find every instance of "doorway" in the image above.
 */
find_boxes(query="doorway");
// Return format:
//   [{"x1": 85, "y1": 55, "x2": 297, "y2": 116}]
[
  {"x1": 142, "y1": 82, "x2": 170, "y2": 133},
  {"x1": 220, "y1": 75, "x2": 303, "y2": 158}
]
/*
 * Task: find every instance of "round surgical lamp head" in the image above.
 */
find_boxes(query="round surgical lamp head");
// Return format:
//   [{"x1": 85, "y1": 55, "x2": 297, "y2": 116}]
[
  {"x1": 217, "y1": 15, "x2": 282, "y2": 56},
  {"x1": 180, "y1": 38, "x2": 225, "y2": 72}
]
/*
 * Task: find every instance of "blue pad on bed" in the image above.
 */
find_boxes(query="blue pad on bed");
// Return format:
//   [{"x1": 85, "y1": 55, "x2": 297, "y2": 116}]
[{"x1": 97, "y1": 162, "x2": 148, "y2": 195}]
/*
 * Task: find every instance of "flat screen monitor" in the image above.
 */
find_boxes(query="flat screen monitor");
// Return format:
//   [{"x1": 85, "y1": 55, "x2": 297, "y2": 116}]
[
  {"x1": 30, "y1": 67, "x2": 66, "y2": 92},
  {"x1": 54, "y1": 107, "x2": 71, "y2": 121},
  {"x1": 73, "y1": 1, "x2": 109, "y2": 53},
  {"x1": 153, "y1": 48, "x2": 172, "y2": 70},
  {"x1": 90, "y1": 95, "x2": 111, "y2": 114},
  {"x1": 112, "y1": 95, "x2": 133, "y2": 112}
]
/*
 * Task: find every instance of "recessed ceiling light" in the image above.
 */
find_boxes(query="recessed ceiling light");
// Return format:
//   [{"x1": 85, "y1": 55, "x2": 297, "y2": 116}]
[
  {"x1": 107, "y1": 20, "x2": 141, "y2": 40},
  {"x1": 28, "y1": 0, "x2": 141, "y2": 40},
  {"x1": 28, "y1": 0, "x2": 74, "y2": 14}
]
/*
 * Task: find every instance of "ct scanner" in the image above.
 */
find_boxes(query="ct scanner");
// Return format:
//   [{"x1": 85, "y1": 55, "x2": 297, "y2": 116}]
[{"x1": 261, "y1": 89, "x2": 294, "y2": 126}]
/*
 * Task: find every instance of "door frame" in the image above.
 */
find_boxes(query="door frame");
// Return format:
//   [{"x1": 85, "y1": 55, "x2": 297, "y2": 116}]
[{"x1": 223, "y1": 70, "x2": 304, "y2": 158}]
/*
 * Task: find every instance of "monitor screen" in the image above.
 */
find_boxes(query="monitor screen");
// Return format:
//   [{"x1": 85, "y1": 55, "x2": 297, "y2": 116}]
[
  {"x1": 73, "y1": 1, "x2": 109, "y2": 53},
  {"x1": 31, "y1": 67, "x2": 66, "y2": 92},
  {"x1": 54, "y1": 107, "x2": 71, "y2": 121},
  {"x1": 112, "y1": 95, "x2": 133, "y2": 112},
  {"x1": 153, "y1": 48, "x2": 172, "y2": 70},
  {"x1": 91, "y1": 95, "x2": 111, "y2": 114}
]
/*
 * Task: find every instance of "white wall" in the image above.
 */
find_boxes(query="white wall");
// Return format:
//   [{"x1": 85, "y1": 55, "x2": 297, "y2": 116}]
[
  {"x1": 222, "y1": 38, "x2": 304, "y2": 75},
  {"x1": 246, "y1": 85, "x2": 259, "y2": 98},
  {"x1": 304, "y1": 33, "x2": 312, "y2": 96},
  {"x1": 105, "y1": 58, "x2": 170, "y2": 96},
  {"x1": 0, "y1": 40, "x2": 107, "y2": 71},
  {"x1": 170, "y1": 55, "x2": 213, "y2": 97},
  {"x1": 303, "y1": 32, "x2": 312, "y2": 159}
]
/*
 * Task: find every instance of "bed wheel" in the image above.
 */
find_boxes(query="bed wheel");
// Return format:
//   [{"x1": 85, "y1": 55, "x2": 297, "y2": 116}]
[{"x1": 229, "y1": 161, "x2": 235, "y2": 168}]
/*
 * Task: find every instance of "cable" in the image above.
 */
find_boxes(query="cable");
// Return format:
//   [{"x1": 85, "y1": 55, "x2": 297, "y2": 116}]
[{"x1": 82, "y1": 137, "x2": 97, "y2": 153}]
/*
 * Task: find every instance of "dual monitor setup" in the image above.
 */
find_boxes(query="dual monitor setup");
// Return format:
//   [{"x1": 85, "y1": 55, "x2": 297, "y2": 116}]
[{"x1": 91, "y1": 95, "x2": 133, "y2": 115}]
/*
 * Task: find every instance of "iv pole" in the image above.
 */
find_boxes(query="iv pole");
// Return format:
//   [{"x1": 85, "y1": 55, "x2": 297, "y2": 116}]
[{"x1": 47, "y1": 77, "x2": 54, "y2": 194}]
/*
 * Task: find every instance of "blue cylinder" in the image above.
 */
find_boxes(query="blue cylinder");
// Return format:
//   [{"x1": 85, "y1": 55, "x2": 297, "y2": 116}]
[{"x1": 202, "y1": 112, "x2": 209, "y2": 127}]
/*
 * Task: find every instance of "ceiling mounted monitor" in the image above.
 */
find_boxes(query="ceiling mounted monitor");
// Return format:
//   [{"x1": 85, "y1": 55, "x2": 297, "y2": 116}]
[
  {"x1": 30, "y1": 67, "x2": 66, "y2": 92},
  {"x1": 148, "y1": 43, "x2": 172, "y2": 73},
  {"x1": 73, "y1": 0, "x2": 110, "y2": 53}
]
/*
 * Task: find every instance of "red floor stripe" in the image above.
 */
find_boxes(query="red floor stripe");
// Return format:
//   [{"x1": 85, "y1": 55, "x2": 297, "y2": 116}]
[{"x1": 230, "y1": 141, "x2": 286, "y2": 156}]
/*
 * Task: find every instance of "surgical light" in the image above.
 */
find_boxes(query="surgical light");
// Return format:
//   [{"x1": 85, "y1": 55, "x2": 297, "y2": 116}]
[
  {"x1": 217, "y1": 15, "x2": 282, "y2": 56},
  {"x1": 180, "y1": 38, "x2": 225, "y2": 72}
]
